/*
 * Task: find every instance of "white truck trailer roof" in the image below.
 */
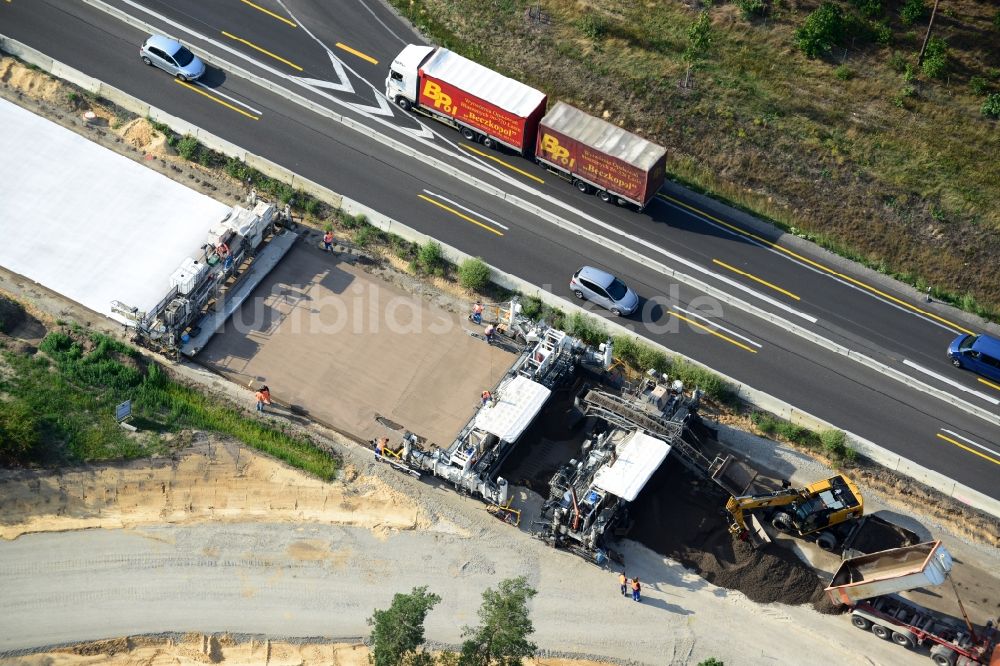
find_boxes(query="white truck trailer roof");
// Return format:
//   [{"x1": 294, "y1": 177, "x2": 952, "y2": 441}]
[
  {"x1": 421, "y1": 48, "x2": 546, "y2": 118},
  {"x1": 474, "y1": 374, "x2": 551, "y2": 443},
  {"x1": 541, "y1": 101, "x2": 666, "y2": 171}
]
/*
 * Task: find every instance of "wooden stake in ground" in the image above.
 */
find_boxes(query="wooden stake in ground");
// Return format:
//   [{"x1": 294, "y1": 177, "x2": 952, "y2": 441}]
[{"x1": 917, "y1": 0, "x2": 942, "y2": 66}]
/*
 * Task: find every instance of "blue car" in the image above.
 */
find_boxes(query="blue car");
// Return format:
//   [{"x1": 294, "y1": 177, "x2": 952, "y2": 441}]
[
  {"x1": 948, "y1": 333, "x2": 1000, "y2": 383},
  {"x1": 140, "y1": 35, "x2": 206, "y2": 82}
]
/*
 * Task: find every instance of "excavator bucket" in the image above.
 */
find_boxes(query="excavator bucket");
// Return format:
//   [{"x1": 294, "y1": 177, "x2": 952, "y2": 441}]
[{"x1": 746, "y1": 513, "x2": 773, "y2": 549}]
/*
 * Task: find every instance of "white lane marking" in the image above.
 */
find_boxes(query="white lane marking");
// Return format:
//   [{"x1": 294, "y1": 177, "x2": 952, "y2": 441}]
[
  {"x1": 940, "y1": 429, "x2": 1000, "y2": 456},
  {"x1": 672, "y1": 306, "x2": 762, "y2": 348},
  {"x1": 350, "y1": 0, "x2": 409, "y2": 45},
  {"x1": 193, "y1": 82, "x2": 262, "y2": 114},
  {"x1": 901, "y1": 359, "x2": 1000, "y2": 405},
  {"x1": 422, "y1": 190, "x2": 509, "y2": 230}
]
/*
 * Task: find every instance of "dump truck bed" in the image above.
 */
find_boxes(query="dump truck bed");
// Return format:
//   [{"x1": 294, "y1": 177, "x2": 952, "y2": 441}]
[{"x1": 825, "y1": 540, "x2": 953, "y2": 605}]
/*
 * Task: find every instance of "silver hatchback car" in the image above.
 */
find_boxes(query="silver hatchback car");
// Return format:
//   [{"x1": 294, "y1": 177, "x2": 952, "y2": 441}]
[
  {"x1": 570, "y1": 266, "x2": 639, "y2": 316},
  {"x1": 140, "y1": 35, "x2": 206, "y2": 82}
]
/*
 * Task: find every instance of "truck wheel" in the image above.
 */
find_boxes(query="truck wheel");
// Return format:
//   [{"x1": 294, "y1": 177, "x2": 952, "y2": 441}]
[
  {"x1": 461, "y1": 127, "x2": 477, "y2": 141},
  {"x1": 930, "y1": 645, "x2": 957, "y2": 666},
  {"x1": 597, "y1": 190, "x2": 612, "y2": 203},
  {"x1": 816, "y1": 532, "x2": 838, "y2": 551},
  {"x1": 890, "y1": 631, "x2": 914, "y2": 649},
  {"x1": 771, "y1": 512, "x2": 793, "y2": 533},
  {"x1": 574, "y1": 180, "x2": 590, "y2": 194},
  {"x1": 616, "y1": 197, "x2": 628, "y2": 206},
  {"x1": 396, "y1": 97, "x2": 412, "y2": 111},
  {"x1": 870, "y1": 624, "x2": 891, "y2": 640},
  {"x1": 483, "y1": 136, "x2": 498, "y2": 149},
  {"x1": 850, "y1": 615, "x2": 870, "y2": 630}
]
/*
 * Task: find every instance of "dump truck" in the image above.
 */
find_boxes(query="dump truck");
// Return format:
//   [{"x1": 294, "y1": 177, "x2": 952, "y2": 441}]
[
  {"x1": 385, "y1": 45, "x2": 547, "y2": 154},
  {"x1": 535, "y1": 101, "x2": 667, "y2": 209},
  {"x1": 826, "y1": 541, "x2": 999, "y2": 665},
  {"x1": 725, "y1": 474, "x2": 864, "y2": 550}
]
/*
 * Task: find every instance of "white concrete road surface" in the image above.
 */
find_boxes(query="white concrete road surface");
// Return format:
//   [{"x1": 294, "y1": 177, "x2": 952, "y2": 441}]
[{"x1": 0, "y1": 520, "x2": 923, "y2": 665}]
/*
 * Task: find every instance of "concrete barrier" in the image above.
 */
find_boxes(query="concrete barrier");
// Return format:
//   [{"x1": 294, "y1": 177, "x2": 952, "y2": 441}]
[{"x1": 3, "y1": 35, "x2": 996, "y2": 521}]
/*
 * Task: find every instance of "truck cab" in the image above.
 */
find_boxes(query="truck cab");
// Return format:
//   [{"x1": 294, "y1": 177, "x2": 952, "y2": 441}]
[{"x1": 385, "y1": 44, "x2": 434, "y2": 111}]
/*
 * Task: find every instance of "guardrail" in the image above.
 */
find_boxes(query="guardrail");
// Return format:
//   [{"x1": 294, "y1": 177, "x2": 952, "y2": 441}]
[{"x1": 1, "y1": 34, "x2": 995, "y2": 520}]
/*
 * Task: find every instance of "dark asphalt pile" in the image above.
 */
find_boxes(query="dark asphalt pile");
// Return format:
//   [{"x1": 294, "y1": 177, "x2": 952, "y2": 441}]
[
  {"x1": 847, "y1": 515, "x2": 921, "y2": 554},
  {"x1": 631, "y1": 459, "x2": 839, "y2": 611}
]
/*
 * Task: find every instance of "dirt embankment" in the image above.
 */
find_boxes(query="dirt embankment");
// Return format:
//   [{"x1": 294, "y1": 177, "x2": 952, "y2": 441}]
[{"x1": 0, "y1": 438, "x2": 450, "y2": 541}]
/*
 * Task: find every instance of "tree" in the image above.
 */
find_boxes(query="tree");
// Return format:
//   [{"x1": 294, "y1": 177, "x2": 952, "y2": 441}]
[
  {"x1": 683, "y1": 11, "x2": 714, "y2": 88},
  {"x1": 458, "y1": 257, "x2": 491, "y2": 291},
  {"x1": 795, "y1": 2, "x2": 846, "y2": 59},
  {"x1": 367, "y1": 586, "x2": 442, "y2": 666},
  {"x1": 458, "y1": 577, "x2": 537, "y2": 666}
]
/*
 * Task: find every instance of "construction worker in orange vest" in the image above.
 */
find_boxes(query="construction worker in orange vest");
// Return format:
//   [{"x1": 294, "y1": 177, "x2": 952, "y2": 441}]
[
  {"x1": 619, "y1": 571, "x2": 628, "y2": 596},
  {"x1": 481, "y1": 390, "x2": 492, "y2": 407},
  {"x1": 323, "y1": 230, "x2": 334, "y2": 252},
  {"x1": 631, "y1": 576, "x2": 641, "y2": 602}
]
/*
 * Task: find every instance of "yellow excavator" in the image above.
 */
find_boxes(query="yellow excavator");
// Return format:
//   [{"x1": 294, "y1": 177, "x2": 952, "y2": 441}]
[{"x1": 726, "y1": 474, "x2": 864, "y2": 550}]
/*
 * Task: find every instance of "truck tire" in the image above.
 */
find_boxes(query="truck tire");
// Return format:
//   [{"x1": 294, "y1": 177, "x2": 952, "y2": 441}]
[
  {"x1": 930, "y1": 644, "x2": 957, "y2": 666},
  {"x1": 870, "y1": 624, "x2": 891, "y2": 640},
  {"x1": 850, "y1": 615, "x2": 870, "y2": 630},
  {"x1": 890, "y1": 631, "x2": 915, "y2": 649},
  {"x1": 461, "y1": 127, "x2": 477, "y2": 141},
  {"x1": 816, "y1": 532, "x2": 838, "y2": 551},
  {"x1": 574, "y1": 179, "x2": 590, "y2": 194},
  {"x1": 597, "y1": 190, "x2": 612, "y2": 203},
  {"x1": 771, "y1": 512, "x2": 793, "y2": 533},
  {"x1": 483, "y1": 136, "x2": 498, "y2": 149},
  {"x1": 396, "y1": 97, "x2": 412, "y2": 111}
]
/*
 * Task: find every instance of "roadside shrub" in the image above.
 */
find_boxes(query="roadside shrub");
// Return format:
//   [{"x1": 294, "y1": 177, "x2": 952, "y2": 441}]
[
  {"x1": 850, "y1": 0, "x2": 882, "y2": 19},
  {"x1": 520, "y1": 295, "x2": 542, "y2": 320},
  {"x1": 353, "y1": 225, "x2": 377, "y2": 247},
  {"x1": 0, "y1": 398, "x2": 42, "y2": 464},
  {"x1": 698, "y1": 659, "x2": 725, "y2": 666},
  {"x1": 669, "y1": 358, "x2": 734, "y2": 404},
  {"x1": 458, "y1": 257, "x2": 491, "y2": 291},
  {"x1": 835, "y1": 65, "x2": 853, "y2": 80},
  {"x1": 796, "y1": 3, "x2": 846, "y2": 59},
  {"x1": 820, "y1": 429, "x2": 848, "y2": 458},
  {"x1": 176, "y1": 135, "x2": 200, "y2": 160},
  {"x1": 969, "y1": 76, "x2": 989, "y2": 96},
  {"x1": 303, "y1": 197, "x2": 321, "y2": 216},
  {"x1": 871, "y1": 21, "x2": 893, "y2": 46},
  {"x1": 982, "y1": 92, "x2": 1000, "y2": 118},
  {"x1": 899, "y1": 0, "x2": 927, "y2": 26},
  {"x1": 416, "y1": 240, "x2": 445, "y2": 275},
  {"x1": 920, "y1": 37, "x2": 948, "y2": 79},
  {"x1": 577, "y1": 13, "x2": 609, "y2": 40},
  {"x1": 565, "y1": 312, "x2": 607, "y2": 346},
  {"x1": 750, "y1": 411, "x2": 779, "y2": 435},
  {"x1": 775, "y1": 420, "x2": 813, "y2": 446},
  {"x1": 734, "y1": 0, "x2": 766, "y2": 20}
]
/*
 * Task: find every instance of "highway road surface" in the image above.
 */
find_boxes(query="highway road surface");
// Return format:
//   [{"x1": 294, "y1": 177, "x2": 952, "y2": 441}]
[{"x1": 1, "y1": 0, "x2": 997, "y2": 499}]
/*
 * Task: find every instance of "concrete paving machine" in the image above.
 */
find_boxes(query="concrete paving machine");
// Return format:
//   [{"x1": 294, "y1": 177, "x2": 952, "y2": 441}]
[{"x1": 725, "y1": 474, "x2": 864, "y2": 550}]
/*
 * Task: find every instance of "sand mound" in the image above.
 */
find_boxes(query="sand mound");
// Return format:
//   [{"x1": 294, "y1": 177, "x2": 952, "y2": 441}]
[
  {"x1": 0, "y1": 57, "x2": 63, "y2": 102},
  {"x1": 117, "y1": 117, "x2": 171, "y2": 156}
]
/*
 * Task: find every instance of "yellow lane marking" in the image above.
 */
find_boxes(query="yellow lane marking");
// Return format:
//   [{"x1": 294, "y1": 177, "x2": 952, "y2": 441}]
[
  {"x1": 335, "y1": 42, "x2": 378, "y2": 65},
  {"x1": 222, "y1": 31, "x2": 303, "y2": 71},
  {"x1": 936, "y1": 433, "x2": 1000, "y2": 466},
  {"x1": 659, "y1": 193, "x2": 974, "y2": 335},
  {"x1": 977, "y1": 377, "x2": 1000, "y2": 392},
  {"x1": 669, "y1": 311, "x2": 758, "y2": 353},
  {"x1": 461, "y1": 144, "x2": 545, "y2": 184},
  {"x1": 174, "y1": 80, "x2": 259, "y2": 120},
  {"x1": 712, "y1": 259, "x2": 801, "y2": 301},
  {"x1": 417, "y1": 194, "x2": 504, "y2": 236},
  {"x1": 237, "y1": 0, "x2": 296, "y2": 27}
]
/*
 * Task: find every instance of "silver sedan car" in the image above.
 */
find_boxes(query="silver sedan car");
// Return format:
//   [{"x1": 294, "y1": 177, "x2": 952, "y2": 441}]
[
  {"x1": 140, "y1": 35, "x2": 206, "y2": 82},
  {"x1": 570, "y1": 266, "x2": 640, "y2": 316}
]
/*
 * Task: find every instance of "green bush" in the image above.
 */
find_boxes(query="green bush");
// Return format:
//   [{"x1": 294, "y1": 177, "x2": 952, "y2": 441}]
[
  {"x1": 176, "y1": 135, "x2": 200, "y2": 161},
  {"x1": 750, "y1": 410, "x2": 779, "y2": 435},
  {"x1": 850, "y1": 0, "x2": 882, "y2": 19},
  {"x1": 899, "y1": 0, "x2": 927, "y2": 25},
  {"x1": 304, "y1": 197, "x2": 321, "y2": 216},
  {"x1": 796, "y1": 2, "x2": 846, "y2": 58},
  {"x1": 982, "y1": 92, "x2": 1000, "y2": 118},
  {"x1": 353, "y1": 225, "x2": 378, "y2": 247},
  {"x1": 698, "y1": 659, "x2": 725, "y2": 666},
  {"x1": 417, "y1": 240, "x2": 445, "y2": 275},
  {"x1": 458, "y1": 257, "x2": 491, "y2": 291},
  {"x1": 0, "y1": 398, "x2": 42, "y2": 464},
  {"x1": 835, "y1": 65, "x2": 854, "y2": 80},
  {"x1": 921, "y1": 37, "x2": 948, "y2": 79},
  {"x1": 565, "y1": 312, "x2": 607, "y2": 346},
  {"x1": 970, "y1": 76, "x2": 989, "y2": 96},
  {"x1": 871, "y1": 21, "x2": 892, "y2": 45},
  {"x1": 735, "y1": 0, "x2": 766, "y2": 20},
  {"x1": 820, "y1": 428, "x2": 847, "y2": 456},
  {"x1": 577, "y1": 13, "x2": 609, "y2": 40},
  {"x1": 520, "y1": 295, "x2": 543, "y2": 320}
]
